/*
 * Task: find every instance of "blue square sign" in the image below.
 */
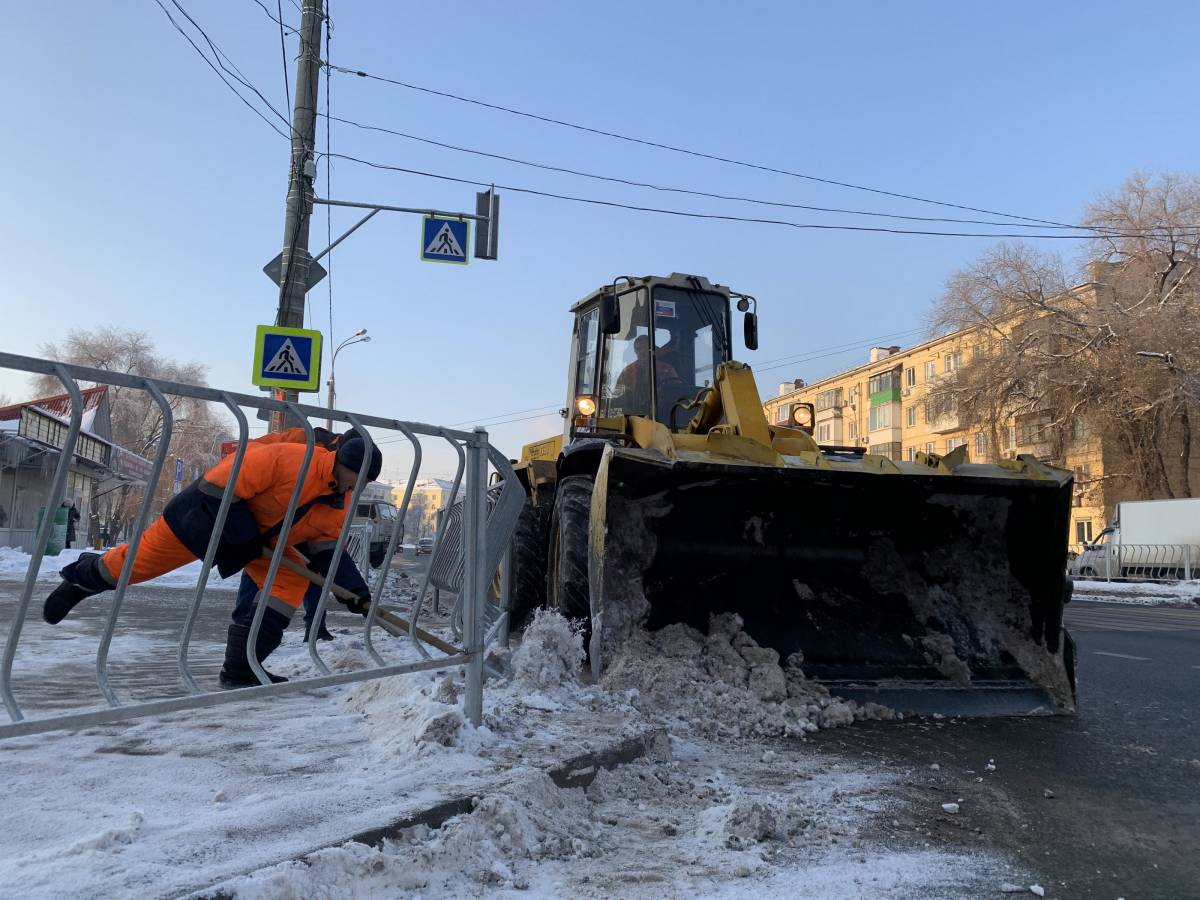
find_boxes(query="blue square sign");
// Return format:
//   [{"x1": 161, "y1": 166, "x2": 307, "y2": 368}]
[
  {"x1": 421, "y1": 216, "x2": 470, "y2": 265},
  {"x1": 252, "y1": 325, "x2": 323, "y2": 391}
]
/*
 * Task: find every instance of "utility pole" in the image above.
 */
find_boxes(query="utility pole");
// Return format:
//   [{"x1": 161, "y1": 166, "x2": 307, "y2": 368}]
[{"x1": 271, "y1": 0, "x2": 324, "y2": 428}]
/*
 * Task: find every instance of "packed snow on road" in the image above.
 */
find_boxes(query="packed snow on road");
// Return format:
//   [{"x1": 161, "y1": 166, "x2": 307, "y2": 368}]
[{"x1": 0, "y1": 586, "x2": 1032, "y2": 898}]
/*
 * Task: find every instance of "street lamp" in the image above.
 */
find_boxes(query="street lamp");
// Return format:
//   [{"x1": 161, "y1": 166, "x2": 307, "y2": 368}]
[{"x1": 327, "y1": 328, "x2": 370, "y2": 430}]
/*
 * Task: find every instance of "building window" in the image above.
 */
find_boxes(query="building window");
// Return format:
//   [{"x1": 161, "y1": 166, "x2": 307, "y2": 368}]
[
  {"x1": 775, "y1": 405, "x2": 789, "y2": 424},
  {"x1": 905, "y1": 406, "x2": 916, "y2": 428},
  {"x1": 1075, "y1": 520, "x2": 1093, "y2": 544},
  {"x1": 869, "y1": 404, "x2": 894, "y2": 431},
  {"x1": 925, "y1": 442, "x2": 936, "y2": 455},
  {"x1": 943, "y1": 351, "x2": 963, "y2": 374},
  {"x1": 817, "y1": 423, "x2": 832, "y2": 443},
  {"x1": 869, "y1": 441, "x2": 902, "y2": 460},
  {"x1": 947, "y1": 437, "x2": 966, "y2": 452},
  {"x1": 815, "y1": 388, "x2": 843, "y2": 412},
  {"x1": 1003, "y1": 425, "x2": 1016, "y2": 450},
  {"x1": 905, "y1": 446, "x2": 916, "y2": 462},
  {"x1": 848, "y1": 421, "x2": 857, "y2": 441},
  {"x1": 974, "y1": 432, "x2": 988, "y2": 459},
  {"x1": 1071, "y1": 418, "x2": 1089, "y2": 442},
  {"x1": 923, "y1": 361, "x2": 936, "y2": 381},
  {"x1": 972, "y1": 344, "x2": 984, "y2": 361},
  {"x1": 905, "y1": 367, "x2": 916, "y2": 388}
]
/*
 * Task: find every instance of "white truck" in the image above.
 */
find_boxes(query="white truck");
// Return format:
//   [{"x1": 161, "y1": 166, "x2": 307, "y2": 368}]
[
  {"x1": 353, "y1": 482, "x2": 399, "y2": 568},
  {"x1": 1071, "y1": 497, "x2": 1200, "y2": 580}
]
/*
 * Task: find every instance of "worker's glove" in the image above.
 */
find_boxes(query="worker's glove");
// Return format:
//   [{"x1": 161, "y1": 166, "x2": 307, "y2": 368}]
[{"x1": 341, "y1": 587, "x2": 373, "y2": 617}]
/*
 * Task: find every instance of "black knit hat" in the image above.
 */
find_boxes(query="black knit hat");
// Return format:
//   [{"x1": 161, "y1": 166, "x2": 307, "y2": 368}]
[{"x1": 335, "y1": 437, "x2": 383, "y2": 481}]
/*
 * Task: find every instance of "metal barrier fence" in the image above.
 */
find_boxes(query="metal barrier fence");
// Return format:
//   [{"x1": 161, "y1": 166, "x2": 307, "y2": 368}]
[
  {"x1": 1068, "y1": 542, "x2": 1199, "y2": 582},
  {"x1": 0, "y1": 351, "x2": 521, "y2": 740}
]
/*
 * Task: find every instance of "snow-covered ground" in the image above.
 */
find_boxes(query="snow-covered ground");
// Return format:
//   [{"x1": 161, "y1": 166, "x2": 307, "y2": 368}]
[
  {"x1": 0, "y1": 546, "x2": 241, "y2": 590},
  {"x1": 1072, "y1": 577, "x2": 1200, "y2": 607},
  {"x1": 0, "y1": 599, "x2": 1034, "y2": 899}
]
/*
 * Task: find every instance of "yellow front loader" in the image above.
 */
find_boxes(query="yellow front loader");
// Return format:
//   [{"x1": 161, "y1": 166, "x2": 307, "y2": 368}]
[{"x1": 509, "y1": 274, "x2": 1077, "y2": 715}]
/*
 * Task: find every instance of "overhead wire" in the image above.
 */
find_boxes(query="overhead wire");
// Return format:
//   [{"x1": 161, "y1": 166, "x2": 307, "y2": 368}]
[
  {"x1": 166, "y1": 0, "x2": 292, "y2": 130},
  {"x1": 151, "y1": 0, "x2": 290, "y2": 141},
  {"x1": 323, "y1": 114, "x2": 1192, "y2": 236},
  {"x1": 325, "y1": 152, "x2": 1179, "y2": 240},
  {"x1": 375, "y1": 325, "x2": 934, "y2": 439},
  {"x1": 275, "y1": 0, "x2": 291, "y2": 112},
  {"x1": 248, "y1": 0, "x2": 297, "y2": 34},
  {"x1": 327, "y1": 63, "x2": 1099, "y2": 230}
]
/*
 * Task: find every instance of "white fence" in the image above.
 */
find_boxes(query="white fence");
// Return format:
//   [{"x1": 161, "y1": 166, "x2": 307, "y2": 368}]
[
  {"x1": 0, "y1": 351, "x2": 522, "y2": 740},
  {"x1": 1068, "y1": 542, "x2": 1199, "y2": 582}
]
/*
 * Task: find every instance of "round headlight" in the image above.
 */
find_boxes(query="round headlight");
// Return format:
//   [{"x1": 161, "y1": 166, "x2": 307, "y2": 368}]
[{"x1": 575, "y1": 395, "x2": 597, "y2": 417}]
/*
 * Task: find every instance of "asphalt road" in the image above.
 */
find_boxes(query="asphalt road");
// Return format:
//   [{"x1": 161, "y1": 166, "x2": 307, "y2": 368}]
[{"x1": 812, "y1": 600, "x2": 1200, "y2": 898}]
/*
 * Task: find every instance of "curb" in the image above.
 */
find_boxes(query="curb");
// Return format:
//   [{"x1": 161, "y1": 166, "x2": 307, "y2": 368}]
[{"x1": 190, "y1": 726, "x2": 668, "y2": 899}]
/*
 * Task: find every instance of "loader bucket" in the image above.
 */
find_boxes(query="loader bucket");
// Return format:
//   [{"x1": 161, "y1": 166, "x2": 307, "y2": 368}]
[{"x1": 588, "y1": 446, "x2": 1077, "y2": 716}]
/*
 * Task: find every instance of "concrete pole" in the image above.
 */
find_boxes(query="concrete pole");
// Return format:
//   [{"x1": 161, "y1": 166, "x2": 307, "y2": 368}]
[{"x1": 272, "y1": 0, "x2": 324, "y2": 428}]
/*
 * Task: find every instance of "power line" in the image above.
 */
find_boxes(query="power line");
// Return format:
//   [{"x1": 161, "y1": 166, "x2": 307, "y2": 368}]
[
  {"x1": 323, "y1": 114, "x2": 1134, "y2": 233},
  {"x1": 275, "y1": 0, "x2": 291, "y2": 112},
  {"x1": 327, "y1": 63, "x2": 1085, "y2": 229},
  {"x1": 166, "y1": 0, "x2": 292, "y2": 129},
  {"x1": 247, "y1": 0, "x2": 298, "y2": 34},
  {"x1": 377, "y1": 326, "x2": 934, "y2": 437},
  {"x1": 151, "y1": 0, "x2": 290, "y2": 141},
  {"x1": 328, "y1": 152, "x2": 1181, "y2": 240}
]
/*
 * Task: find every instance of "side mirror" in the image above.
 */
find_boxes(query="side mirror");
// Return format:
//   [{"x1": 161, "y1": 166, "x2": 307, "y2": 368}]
[
  {"x1": 744, "y1": 311, "x2": 759, "y2": 350},
  {"x1": 600, "y1": 293, "x2": 620, "y2": 334}
]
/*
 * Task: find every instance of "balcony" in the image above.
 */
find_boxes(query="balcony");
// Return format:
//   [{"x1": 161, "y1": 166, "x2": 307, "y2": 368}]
[{"x1": 928, "y1": 411, "x2": 960, "y2": 434}]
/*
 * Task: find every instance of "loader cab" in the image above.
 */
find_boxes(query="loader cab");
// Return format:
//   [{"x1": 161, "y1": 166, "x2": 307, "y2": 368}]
[{"x1": 565, "y1": 276, "x2": 732, "y2": 436}]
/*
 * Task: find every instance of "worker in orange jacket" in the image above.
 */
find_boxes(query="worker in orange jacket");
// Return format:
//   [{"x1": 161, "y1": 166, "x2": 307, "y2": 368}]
[{"x1": 43, "y1": 432, "x2": 383, "y2": 686}]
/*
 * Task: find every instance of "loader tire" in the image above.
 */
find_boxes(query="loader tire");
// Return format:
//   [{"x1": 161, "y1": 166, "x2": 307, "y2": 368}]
[
  {"x1": 547, "y1": 475, "x2": 594, "y2": 623},
  {"x1": 508, "y1": 496, "x2": 550, "y2": 629}
]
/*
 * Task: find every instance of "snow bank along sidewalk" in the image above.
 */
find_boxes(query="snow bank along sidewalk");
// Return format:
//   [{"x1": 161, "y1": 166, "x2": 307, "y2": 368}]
[
  {"x1": 0, "y1": 545, "x2": 240, "y2": 590},
  {"x1": 1071, "y1": 576, "x2": 1200, "y2": 608},
  {"x1": 208, "y1": 612, "x2": 1026, "y2": 899}
]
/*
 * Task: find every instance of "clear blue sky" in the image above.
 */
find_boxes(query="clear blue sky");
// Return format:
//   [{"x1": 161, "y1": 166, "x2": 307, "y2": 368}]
[{"x1": 2, "y1": 1, "x2": 1197, "y2": 481}]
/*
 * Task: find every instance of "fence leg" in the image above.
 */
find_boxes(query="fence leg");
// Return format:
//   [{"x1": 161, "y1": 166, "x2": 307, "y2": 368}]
[
  {"x1": 1186, "y1": 545, "x2": 1192, "y2": 582},
  {"x1": 498, "y1": 544, "x2": 513, "y2": 650},
  {"x1": 462, "y1": 428, "x2": 489, "y2": 727}
]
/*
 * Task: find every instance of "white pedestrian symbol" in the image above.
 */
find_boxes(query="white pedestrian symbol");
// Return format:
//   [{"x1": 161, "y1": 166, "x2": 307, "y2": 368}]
[
  {"x1": 425, "y1": 222, "x2": 464, "y2": 258},
  {"x1": 264, "y1": 338, "x2": 308, "y2": 376}
]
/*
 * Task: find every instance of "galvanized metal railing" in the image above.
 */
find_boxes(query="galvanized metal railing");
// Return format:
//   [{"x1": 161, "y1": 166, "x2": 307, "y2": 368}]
[
  {"x1": 1068, "y1": 542, "x2": 1199, "y2": 582},
  {"x1": 0, "y1": 351, "x2": 519, "y2": 739}
]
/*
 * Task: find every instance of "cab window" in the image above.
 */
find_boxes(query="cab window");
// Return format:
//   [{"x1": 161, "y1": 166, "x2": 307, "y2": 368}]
[
  {"x1": 599, "y1": 288, "x2": 651, "y2": 417},
  {"x1": 574, "y1": 307, "x2": 599, "y2": 397}
]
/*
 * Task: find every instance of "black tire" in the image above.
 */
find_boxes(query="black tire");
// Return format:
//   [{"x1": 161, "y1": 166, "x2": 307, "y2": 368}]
[
  {"x1": 508, "y1": 496, "x2": 551, "y2": 629},
  {"x1": 546, "y1": 475, "x2": 594, "y2": 622},
  {"x1": 369, "y1": 545, "x2": 387, "y2": 569}
]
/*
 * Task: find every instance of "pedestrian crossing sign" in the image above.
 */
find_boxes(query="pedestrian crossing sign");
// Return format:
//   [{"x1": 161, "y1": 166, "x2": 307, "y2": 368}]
[
  {"x1": 421, "y1": 216, "x2": 470, "y2": 265},
  {"x1": 252, "y1": 324, "x2": 323, "y2": 391}
]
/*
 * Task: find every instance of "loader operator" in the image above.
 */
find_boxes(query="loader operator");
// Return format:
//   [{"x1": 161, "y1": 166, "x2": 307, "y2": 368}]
[
  {"x1": 42, "y1": 430, "x2": 383, "y2": 687},
  {"x1": 614, "y1": 334, "x2": 684, "y2": 412}
]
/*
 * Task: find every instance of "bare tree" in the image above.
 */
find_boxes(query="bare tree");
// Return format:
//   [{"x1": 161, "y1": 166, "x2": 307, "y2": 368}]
[
  {"x1": 927, "y1": 173, "x2": 1200, "y2": 501},
  {"x1": 36, "y1": 328, "x2": 233, "y2": 531}
]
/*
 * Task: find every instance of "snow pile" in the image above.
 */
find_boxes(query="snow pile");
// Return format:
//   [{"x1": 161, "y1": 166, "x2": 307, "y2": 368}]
[
  {"x1": 510, "y1": 607, "x2": 585, "y2": 690},
  {"x1": 340, "y1": 669, "x2": 473, "y2": 755},
  {"x1": 602, "y1": 612, "x2": 894, "y2": 739},
  {"x1": 225, "y1": 770, "x2": 598, "y2": 896},
  {"x1": 65, "y1": 812, "x2": 144, "y2": 854}
]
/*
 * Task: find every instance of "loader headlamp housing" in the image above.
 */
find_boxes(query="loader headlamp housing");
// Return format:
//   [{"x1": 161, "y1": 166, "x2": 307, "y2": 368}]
[{"x1": 575, "y1": 395, "x2": 597, "y2": 417}]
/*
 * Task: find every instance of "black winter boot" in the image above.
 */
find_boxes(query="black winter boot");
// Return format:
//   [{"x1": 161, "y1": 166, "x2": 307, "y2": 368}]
[
  {"x1": 219, "y1": 623, "x2": 288, "y2": 688},
  {"x1": 43, "y1": 554, "x2": 110, "y2": 624},
  {"x1": 43, "y1": 581, "x2": 97, "y2": 624},
  {"x1": 303, "y1": 619, "x2": 335, "y2": 642}
]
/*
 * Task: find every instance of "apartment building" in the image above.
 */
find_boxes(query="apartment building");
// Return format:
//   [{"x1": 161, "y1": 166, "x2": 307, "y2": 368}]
[{"x1": 762, "y1": 319, "x2": 1110, "y2": 546}]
